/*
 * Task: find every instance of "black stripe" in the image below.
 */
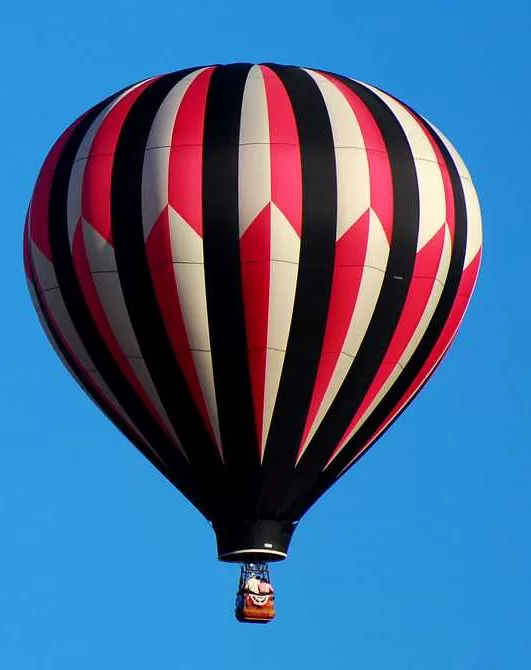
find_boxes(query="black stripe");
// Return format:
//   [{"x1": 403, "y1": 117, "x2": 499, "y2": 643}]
[
  {"x1": 258, "y1": 65, "x2": 338, "y2": 516},
  {"x1": 201, "y1": 63, "x2": 260, "y2": 519},
  {"x1": 284, "y1": 76, "x2": 422, "y2": 518},
  {"x1": 110, "y1": 69, "x2": 226, "y2": 510},
  {"x1": 46, "y1": 84, "x2": 212, "y2": 515},
  {"x1": 299, "y1": 106, "x2": 469, "y2": 515}
]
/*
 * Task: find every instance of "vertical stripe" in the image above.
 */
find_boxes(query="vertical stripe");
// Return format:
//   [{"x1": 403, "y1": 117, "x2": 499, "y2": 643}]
[
  {"x1": 110, "y1": 70, "x2": 225, "y2": 508},
  {"x1": 238, "y1": 65, "x2": 272, "y2": 457},
  {"x1": 261, "y1": 65, "x2": 303, "y2": 457},
  {"x1": 202, "y1": 63, "x2": 259, "y2": 517},
  {"x1": 259, "y1": 65, "x2": 338, "y2": 515}
]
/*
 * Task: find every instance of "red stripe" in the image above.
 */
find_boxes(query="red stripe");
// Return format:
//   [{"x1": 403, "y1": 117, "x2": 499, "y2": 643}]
[
  {"x1": 240, "y1": 204, "x2": 272, "y2": 455},
  {"x1": 29, "y1": 118, "x2": 86, "y2": 260},
  {"x1": 82, "y1": 80, "x2": 156, "y2": 244},
  {"x1": 169, "y1": 68, "x2": 214, "y2": 237},
  {"x1": 261, "y1": 65, "x2": 302, "y2": 237},
  {"x1": 323, "y1": 74, "x2": 394, "y2": 244},
  {"x1": 298, "y1": 211, "x2": 370, "y2": 453}
]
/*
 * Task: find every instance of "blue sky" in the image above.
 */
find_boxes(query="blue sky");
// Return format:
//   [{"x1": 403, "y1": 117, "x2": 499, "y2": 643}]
[{"x1": 2, "y1": 0, "x2": 530, "y2": 668}]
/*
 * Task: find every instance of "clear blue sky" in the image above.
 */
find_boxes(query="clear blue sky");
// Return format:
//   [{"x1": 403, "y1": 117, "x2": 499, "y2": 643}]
[{"x1": 2, "y1": 0, "x2": 530, "y2": 668}]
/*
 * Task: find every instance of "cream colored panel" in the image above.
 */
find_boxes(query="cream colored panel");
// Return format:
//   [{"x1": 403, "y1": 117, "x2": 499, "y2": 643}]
[
  {"x1": 67, "y1": 158, "x2": 86, "y2": 247},
  {"x1": 83, "y1": 222, "x2": 141, "y2": 358},
  {"x1": 462, "y1": 179, "x2": 483, "y2": 269},
  {"x1": 239, "y1": 66, "x2": 270, "y2": 236},
  {"x1": 363, "y1": 209, "x2": 391, "y2": 271},
  {"x1": 30, "y1": 242, "x2": 58, "y2": 291},
  {"x1": 267, "y1": 205, "x2": 300, "y2": 350},
  {"x1": 306, "y1": 70, "x2": 370, "y2": 240},
  {"x1": 299, "y1": 353, "x2": 353, "y2": 455},
  {"x1": 263, "y1": 349, "x2": 285, "y2": 450},
  {"x1": 39, "y1": 287, "x2": 93, "y2": 372},
  {"x1": 81, "y1": 217, "x2": 116, "y2": 273},
  {"x1": 168, "y1": 206, "x2": 204, "y2": 263},
  {"x1": 343, "y1": 211, "x2": 389, "y2": 358},
  {"x1": 262, "y1": 204, "x2": 301, "y2": 447},
  {"x1": 145, "y1": 70, "x2": 204, "y2": 149},
  {"x1": 415, "y1": 158, "x2": 446, "y2": 251},
  {"x1": 168, "y1": 206, "x2": 221, "y2": 446},
  {"x1": 190, "y1": 350, "x2": 222, "y2": 448},
  {"x1": 142, "y1": 147, "x2": 171, "y2": 237},
  {"x1": 142, "y1": 70, "x2": 205, "y2": 238}
]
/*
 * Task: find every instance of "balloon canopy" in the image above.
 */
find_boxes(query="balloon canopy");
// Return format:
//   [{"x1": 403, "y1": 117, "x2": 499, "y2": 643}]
[{"x1": 24, "y1": 64, "x2": 482, "y2": 562}]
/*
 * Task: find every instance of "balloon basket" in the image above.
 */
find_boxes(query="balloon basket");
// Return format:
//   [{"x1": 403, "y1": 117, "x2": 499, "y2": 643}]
[{"x1": 235, "y1": 563, "x2": 276, "y2": 623}]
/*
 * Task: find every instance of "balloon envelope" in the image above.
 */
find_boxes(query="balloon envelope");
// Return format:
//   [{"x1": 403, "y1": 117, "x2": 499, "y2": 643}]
[{"x1": 24, "y1": 64, "x2": 482, "y2": 561}]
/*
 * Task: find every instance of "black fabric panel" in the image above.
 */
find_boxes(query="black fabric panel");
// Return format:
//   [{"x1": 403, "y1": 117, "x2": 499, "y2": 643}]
[
  {"x1": 213, "y1": 519, "x2": 296, "y2": 562},
  {"x1": 110, "y1": 69, "x2": 226, "y2": 512},
  {"x1": 258, "y1": 65, "x2": 338, "y2": 516},
  {"x1": 298, "y1": 100, "x2": 469, "y2": 516},
  {"x1": 201, "y1": 63, "x2": 260, "y2": 519},
  {"x1": 46, "y1": 84, "x2": 211, "y2": 515},
  {"x1": 285, "y1": 77, "x2": 421, "y2": 518}
]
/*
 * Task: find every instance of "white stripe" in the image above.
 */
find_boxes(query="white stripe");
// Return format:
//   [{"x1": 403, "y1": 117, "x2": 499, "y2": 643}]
[
  {"x1": 263, "y1": 203, "x2": 301, "y2": 448},
  {"x1": 305, "y1": 70, "x2": 370, "y2": 240},
  {"x1": 239, "y1": 65, "x2": 271, "y2": 236},
  {"x1": 29, "y1": 241, "x2": 57, "y2": 291},
  {"x1": 461, "y1": 179, "x2": 483, "y2": 270},
  {"x1": 167, "y1": 206, "x2": 222, "y2": 448},
  {"x1": 142, "y1": 69, "x2": 206, "y2": 238}
]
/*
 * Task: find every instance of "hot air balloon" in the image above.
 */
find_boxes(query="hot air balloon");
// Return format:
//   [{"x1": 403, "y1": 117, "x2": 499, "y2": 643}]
[{"x1": 24, "y1": 63, "x2": 482, "y2": 623}]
